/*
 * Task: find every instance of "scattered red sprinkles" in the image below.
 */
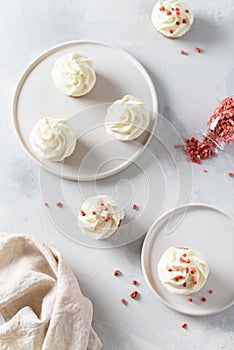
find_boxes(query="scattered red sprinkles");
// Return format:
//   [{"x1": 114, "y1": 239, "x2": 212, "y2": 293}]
[
  {"x1": 180, "y1": 50, "x2": 185, "y2": 55},
  {"x1": 92, "y1": 211, "x2": 96, "y2": 215},
  {"x1": 80, "y1": 210, "x2": 86, "y2": 216},
  {"x1": 168, "y1": 268, "x2": 173, "y2": 272},
  {"x1": 121, "y1": 298, "x2": 126, "y2": 304},
  {"x1": 201, "y1": 297, "x2": 207, "y2": 302},
  {"x1": 132, "y1": 204, "x2": 137, "y2": 210},
  {"x1": 44, "y1": 202, "x2": 49, "y2": 207},
  {"x1": 56, "y1": 202, "x2": 63, "y2": 208},
  {"x1": 185, "y1": 267, "x2": 189, "y2": 274},
  {"x1": 169, "y1": 29, "x2": 174, "y2": 34},
  {"x1": 183, "y1": 253, "x2": 187, "y2": 257},
  {"x1": 176, "y1": 21, "x2": 181, "y2": 25},
  {"x1": 228, "y1": 172, "x2": 234, "y2": 177},
  {"x1": 167, "y1": 10, "x2": 172, "y2": 15},
  {"x1": 195, "y1": 47, "x2": 201, "y2": 53},
  {"x1": 159, "y1": 6, "x2": 165, "y2": 11},
  {"x1": 182, "y1": 18, "x2": 187, "y2": 24},
  {"x1": 191, "y1": 268, "x2": 196, "y2": 274},
  {"x1": 181, "y1": 323, "x2": 187, "y2": 329},
  {"x1": 114, "y1": 269, "x2": 120, "y2": 276},
  {"x1": 183, "y1": 282, "x2": 187, "y2": 288},
  {"x1": 131, "y1": 280, "x2": 138, "y2": 285},
  {"x1": 176, "y1": 97, "x2": 234, "y2": 164},
  {"x1": 188, "y1": 298, "x2": 193, "y2": 302},
  {"x1": 130, "y1": 291, "x2": 138, "y2": 299},
  {"x1": 186, "y1": 259, "x2": 190, "y2": 264},
  {"x1": 203, "y1": 169, "x2": 208, "y2": 173},
  {"x1": 209, "y1": 289, "x2": 213, "y2": 294},
  {"x1": 185, "y1": 9, "x2": 189, "y2": 13}
]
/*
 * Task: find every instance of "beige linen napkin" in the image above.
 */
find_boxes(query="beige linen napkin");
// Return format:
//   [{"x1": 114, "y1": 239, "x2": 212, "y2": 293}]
[{"x1": 0, "y1": 233, "x2": 102, "y2": 350}]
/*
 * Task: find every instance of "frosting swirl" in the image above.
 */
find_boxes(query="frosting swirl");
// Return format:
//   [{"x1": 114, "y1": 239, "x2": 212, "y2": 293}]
[
  {"x1": 151, "y1": 0, "x2": 194, "y2": 38},
  {"x1": 52, "y1": 53, "x2": 96, "y2": 97},
  {"x1": 104, "y1": 95, "x2": 150, "y2": 141},
  {"x1": 158, "y1": 247, "x2": 209, "y2": 295},
  {"x1": 29, "y1": 117, "x2": 76, "y2": 161},
  {"x1": 78, "y1": 195, "x2": 124, "y2": 240}
]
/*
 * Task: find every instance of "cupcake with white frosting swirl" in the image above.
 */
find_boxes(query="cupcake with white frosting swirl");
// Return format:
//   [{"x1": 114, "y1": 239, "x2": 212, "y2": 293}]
[
  {"x1": 104, "y1": 95, "x2": 150, "y2": 141},
  {"x1": 52, "y1": 53, "x2": 96, "y2": 97},
  {"x1": 78, "y1": 195, "x2": 124, "y2": 240},
  {"x1": 151, "y1": 0, "x2": 194, "y2": 38},
  {"x1": 158, "y1": 247, "x2": 209, "y2": 295},
  {"x1": 29, "y1": 117, "x2": 76, "y2": 161}
]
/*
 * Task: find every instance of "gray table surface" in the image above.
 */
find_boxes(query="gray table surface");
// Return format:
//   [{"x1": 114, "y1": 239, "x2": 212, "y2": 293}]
[{"x1": 1, "y1": 0, "x2": 234, "y2": 349}]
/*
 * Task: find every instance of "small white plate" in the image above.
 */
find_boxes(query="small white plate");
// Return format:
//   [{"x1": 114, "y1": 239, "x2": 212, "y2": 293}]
[
  {"x1": 12, "y1": 40, "x2": 157, "y2": 181},
  {"x1": 141, "y1": 204, "x2": 234, "y2": 316}
]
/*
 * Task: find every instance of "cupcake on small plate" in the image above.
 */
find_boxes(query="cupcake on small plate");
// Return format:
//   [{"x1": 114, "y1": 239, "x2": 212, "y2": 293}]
[
  {"x1": 158, "y1": 247, "x2": 209, "y2": 295},
  {"x1": 29, "y1": 117, "x2": 76, "y2": 161},
  {"x1": 78, "y1": 195, "x2": 124, "y2": 240},
  {"x1": 104, "y1": 95, "x2": 150, "y2": 141},
  {"x1": 151, "y1": 0, "x2": 194, "y2": 38},
  {"x1": 52, "y1": 52, "x2": 96, "y2": 97}
]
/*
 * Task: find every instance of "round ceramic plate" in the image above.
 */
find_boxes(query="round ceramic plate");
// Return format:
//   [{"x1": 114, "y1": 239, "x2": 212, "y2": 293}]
[
  {"x1": 12, "y1": 40, "x2": 158, "y2": 181},
  {"x1": 141, "y1": 204, "x2": 234, "y2": 316}
]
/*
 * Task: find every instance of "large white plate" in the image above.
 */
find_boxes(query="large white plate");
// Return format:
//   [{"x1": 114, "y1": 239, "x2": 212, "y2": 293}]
[
  {"x1": 12, "y1": 40, "x2": 158, "y2": 181},
  {"x1": 141, "y1": 204, "x2": 234, "y2": 316}
]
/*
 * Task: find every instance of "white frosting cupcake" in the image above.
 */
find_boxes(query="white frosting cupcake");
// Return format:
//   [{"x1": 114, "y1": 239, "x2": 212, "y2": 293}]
[
  {"x1": 52, "y1": 53, "x2": 96, "y2": 97},
  {"x1": 29, "y1": 117, "x2": 76, "y2": 161},
  {"x1": 104, "y1": 95, "x2": 150, "y2": 141},
  {"x1": 151, "y1": 0, "x2": 194, "y2": 38},
  {"x1": 78, "y1": 195, "x2": 124, "y2": 240},
  {"x1": 158, "y1": 247, "x2": 209, "y2": 295}
]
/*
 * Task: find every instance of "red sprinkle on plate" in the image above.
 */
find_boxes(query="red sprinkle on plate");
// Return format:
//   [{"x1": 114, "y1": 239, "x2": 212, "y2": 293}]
[
  {"x1": 181, "y1": 323, "x2": 187, "y2": 329},
  {"x1": 114, "y1": 269, "x2": 120, "y2": 276},
  {"x1": 195, "y1": 47, "x2": 201, "y2": 53},
  {"x1": 201, "y1": 297, "x2": 207, "y2": 302},
  {"x1": 131, "y1": 280, "x2": 138, "y2": 285},
  {"x1": 44, "y1": 202, "x2": 49, "y2": 207},
  {"x1": 130, "y1": 291, "x2": 138, "y2": 299},
  {"x1": 188, "y1": 298, "x2": 193, "y2": 302},
  {"x1": 208, "y1": 289, "x2": 213, "y2": 294},
  {"x1": 56, "y1": 202, "x2": 63, "y2": 208},
  {"x1": 228, "y1": 172, "x2": 234, "y2": 177},
  {"x1": 121, "y1": 298, "x2": 126, "y2": 304},
  {"x1": 132, "y1": 204, "x2": 137, "y2": 210}
]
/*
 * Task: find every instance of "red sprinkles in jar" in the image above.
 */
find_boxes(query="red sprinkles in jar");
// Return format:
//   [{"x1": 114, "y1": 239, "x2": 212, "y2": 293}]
[{"x1": 177, "y1": 97, "x2": 234, "y2": 164}]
